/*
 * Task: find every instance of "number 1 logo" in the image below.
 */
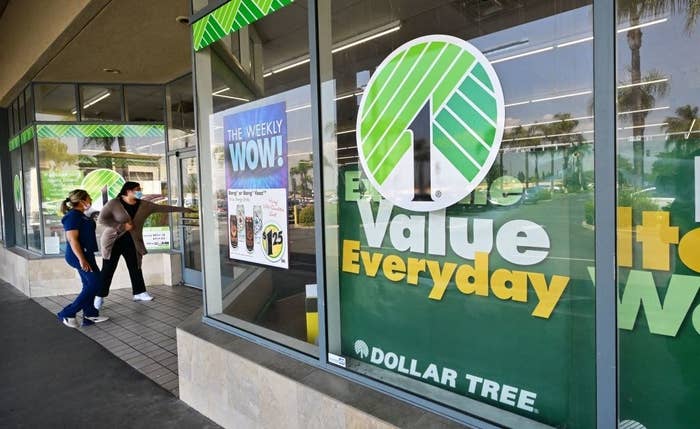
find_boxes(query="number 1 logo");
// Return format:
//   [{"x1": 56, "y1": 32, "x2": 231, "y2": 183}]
[{"x1": 357, "y1": 35, "x2": 505, "y2": 212}]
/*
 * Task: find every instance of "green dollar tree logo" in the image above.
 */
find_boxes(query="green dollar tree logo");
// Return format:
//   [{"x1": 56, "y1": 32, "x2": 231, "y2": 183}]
[
  {"x1": 81, "y1": 169, "x2": 125, "y2": 205},
  {"x1": 13, "y1": 175, "x2": 23, "y2": 213},
  {"x1": 357, "y1": 35, "x2": 505, "y2": 212}
]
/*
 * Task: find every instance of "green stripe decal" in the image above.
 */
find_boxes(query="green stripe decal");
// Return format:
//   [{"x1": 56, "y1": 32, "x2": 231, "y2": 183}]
[
  {"x1": 435, "y1": 109, "x2": 491, "y2": 169},
  {"x1": 470, "y1": 63, "x2": 494, "y2": 91},
  {"x1": 9, "y1": 135, "x2": 20, "y2": 151},
  {"x1": 444, "y1": 94, "x2": 496, "y2": 148},
  {"x1": 9, "y1": 126, "x2": 35, "y2": 151},
  {"x1": 459, "y1": 76, "x2": 497, "y2": 120},
  {"x1": 193, "y1": 0, "x2": 294, "y2": 51},
  {"x1": 36, "y1": 124, "x2": 164, "y2": 139},
  {"x1": 366, "y1": 43, "x2": 465, "y2": 177},
  {"x1": 433, "y1": 125, "x2": 481, "y2": 178}
]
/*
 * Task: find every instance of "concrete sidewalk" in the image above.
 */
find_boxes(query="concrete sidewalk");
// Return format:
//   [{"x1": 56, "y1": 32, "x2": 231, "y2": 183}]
[
  {"x1": 0, "y1": 282, "x2": 219, "y2": 429},
  {"x1": 34, "y1": 284, "x2": 202, "y2": 396}
]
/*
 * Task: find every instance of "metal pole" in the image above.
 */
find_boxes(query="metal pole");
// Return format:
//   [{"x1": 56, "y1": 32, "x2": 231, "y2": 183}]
[{"x1": 594, "y1": 0, "x2": 618, "y2": 427}]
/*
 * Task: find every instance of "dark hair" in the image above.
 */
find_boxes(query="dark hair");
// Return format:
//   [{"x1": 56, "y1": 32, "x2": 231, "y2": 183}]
[
  {"x1": 118, "y1": 181, "x2": 141, "y2": 197},
  {"x1": 60, "y1": 189, "x2": 90, "y2": 214}
]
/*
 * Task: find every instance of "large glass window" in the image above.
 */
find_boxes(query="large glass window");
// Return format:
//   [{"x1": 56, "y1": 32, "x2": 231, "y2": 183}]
[
  {"x1": 615, "y1": 3, "x2": 700, "y2": 428},
  {"x1": 22, "y1": 138, "x2": 41, "y2": 252},
  {"x1": 196, "y1": 0, "x2": 318, "y2": 355},
  {"x1": 166, "y1": 75, "x2": 196, "y2": 150},
  {"x1": 125, "y1": 85, "x2": 165, "y2": 123},
  {"x1": 34, "y1": 83, "x2": 77, "y2": 122},
  {"x1": 38, "y1": 125, "x2": 169, "y2": 254},
  {"x1": 80, "y1": 85, "x2": 123, "y2": 122},
  {"x1": 321, "y1": 1, "x2": 595, "y2": 427}
]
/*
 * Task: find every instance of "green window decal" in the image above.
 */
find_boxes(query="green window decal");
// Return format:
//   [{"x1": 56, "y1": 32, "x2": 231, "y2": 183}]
[
  {"x1": 81, "y1": 169, "x2": 126, "y2": 204},
  {"x1": 9, "y1": 127, "x2": 35, "y2": 151},
  {"x1": 357, "y1": 35, "x2": 505, "y2": 212},
  {"x1": 36, "y1": 124, "x2": 164, "y2": 139},
  {"x1": 192, "y1": 0, "x2": 294, "y2": 51},
  {"x1": 13, "y1": 175, "x2": 23, "y2": 213}
]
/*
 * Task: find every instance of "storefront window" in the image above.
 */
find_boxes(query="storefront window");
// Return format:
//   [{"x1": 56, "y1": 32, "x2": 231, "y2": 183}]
[
  {"x1": 616, "y1": 2, "x2": 700, "y2": 428},
  {"x1": 11, "y1": 147, "x2": 26, "y2": 248},
  {"x1": 125, "y1": 85, "x2": 165, "y2": 123},
  {"x1": 196, "y1": 0, "x2": 318, "y2": 354},
  {"x1": 80, "y1": 85, "x2": 123, "y2": 122},
  {"x1": 38, "y1": 125, "x2": 169, "y2": 255},
  {"x1": 166, "y1": 75, "x2": 196, "y2": 150},
  {"x1": 321, "y1": 1, "x2": 595, "y2": 427},
  {"x1": 34, "y1": 83, "x2": 77, "y2": 122},
  {"x1": 22, "y1": 138, "x2": 41, "y2": 252}
]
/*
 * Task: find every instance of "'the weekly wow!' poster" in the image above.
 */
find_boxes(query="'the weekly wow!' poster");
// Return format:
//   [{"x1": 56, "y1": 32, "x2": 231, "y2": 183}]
[{"x1": 224, "y1": 102, "x2": 289, "y2": 269}]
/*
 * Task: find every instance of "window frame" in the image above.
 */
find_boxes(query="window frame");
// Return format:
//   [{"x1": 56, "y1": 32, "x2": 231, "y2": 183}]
[
  {"x1": 189, "y1": 1, "x2": 620, "y2": 427},
  {"x1": 33, "y1": 82, "x2": 78, "y2": 122},
  {"x1": 124, "y1": 84, "x2": 167, "y2": 123},
  {"x1": 78, "y1": 84, "x2": 125, "y2": 122}
]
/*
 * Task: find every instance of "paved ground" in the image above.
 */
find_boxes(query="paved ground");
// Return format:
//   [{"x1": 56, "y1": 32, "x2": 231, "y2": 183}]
[
  {"x1": 0, "y1": 282, "x2": 218, "y2": 429},
  {"x1": 34, "y1": 284, "x2": 202, "y2": 396}
]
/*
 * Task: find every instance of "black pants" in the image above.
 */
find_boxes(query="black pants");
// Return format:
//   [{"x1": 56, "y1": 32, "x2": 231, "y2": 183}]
[{"x1": 98, "y1": 236, "x2": 147, "y2": 297}]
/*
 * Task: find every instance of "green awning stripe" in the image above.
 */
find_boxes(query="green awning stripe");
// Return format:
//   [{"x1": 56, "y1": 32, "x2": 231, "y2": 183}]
[
  {"x1": 193, "y1": 0, "x2": 294, "y2": 51},
  {"x1": 9, "y1": 126, "x2": 35, "y2": 150},
  {"x1": 36, "y1": 124, "x2": 164, "y2": 139}
]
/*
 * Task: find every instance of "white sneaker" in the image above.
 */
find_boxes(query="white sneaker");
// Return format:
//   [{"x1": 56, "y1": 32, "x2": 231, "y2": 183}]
[
  {"x1": 59, "y1": 316, "x2": 79, "y2": 328},
  {"x1": 94, "y1": 296, "x2": 104, "y2": 310},
  {"x1": 84, "y1": 316, "x2": 110, "y2": 323},
  {"x1": 133, "y1": 292, "x2": 154, "y2": 302}
]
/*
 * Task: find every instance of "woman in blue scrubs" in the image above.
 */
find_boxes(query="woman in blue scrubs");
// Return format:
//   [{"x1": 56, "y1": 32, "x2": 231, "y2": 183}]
[{"x1": 56, "y1": 189, "x2": 110, "y2": 328}]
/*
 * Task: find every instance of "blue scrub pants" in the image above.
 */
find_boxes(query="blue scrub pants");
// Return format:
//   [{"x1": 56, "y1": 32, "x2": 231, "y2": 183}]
[{"x1": 58, "y1": 256, "x2": 101, "y2": 319}]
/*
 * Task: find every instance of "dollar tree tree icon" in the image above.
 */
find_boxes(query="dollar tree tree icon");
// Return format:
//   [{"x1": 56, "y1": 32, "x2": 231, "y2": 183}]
[
  {"x1": 81, "y1": 169, "x2": 126, "y2": 207},
  {"x1": 619, "y1": 420, "x2": 647, "y2": 429},
  {"x1": 357, "y1": 35, "x2": 505, "y2": 212},
  {"x1": 13, "y1": 175, "x2": 23, "y2": 213},
  {"x1": 354, "y1": 340, "x2": 370, "y2": 359}
]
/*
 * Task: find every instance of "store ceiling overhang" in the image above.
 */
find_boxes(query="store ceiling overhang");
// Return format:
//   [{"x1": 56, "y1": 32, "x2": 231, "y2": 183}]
[
  {"x1": 0, "y1": 0, "x2": 9, "y2": 21},
  {"x1": 35, "y1": 0, "x2": 192, "y2": 84}
]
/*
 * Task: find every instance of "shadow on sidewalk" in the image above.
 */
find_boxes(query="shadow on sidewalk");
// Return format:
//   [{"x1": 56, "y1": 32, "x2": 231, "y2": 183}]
[{"x1": 0, "y1": 283, "x2": 219, "y2": 429}]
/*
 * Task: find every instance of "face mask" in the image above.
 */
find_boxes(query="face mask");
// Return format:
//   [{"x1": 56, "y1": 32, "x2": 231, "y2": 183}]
[{"x1": 134, "y1": 191, "x2": 143, "y2": 199}]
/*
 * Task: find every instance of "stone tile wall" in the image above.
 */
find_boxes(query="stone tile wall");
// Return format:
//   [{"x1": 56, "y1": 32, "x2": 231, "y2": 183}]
[
  {"x1": 177, "y1": 320, "x2": 466, "y2": 429},
  {"x1": 0, "y1": 248, "x2": 183, "y2": 297}
]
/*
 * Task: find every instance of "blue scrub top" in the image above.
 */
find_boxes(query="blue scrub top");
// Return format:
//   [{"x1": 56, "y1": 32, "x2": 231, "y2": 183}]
[{"x1": 62, "y1": 210, "x2": 98, "y2": 266}]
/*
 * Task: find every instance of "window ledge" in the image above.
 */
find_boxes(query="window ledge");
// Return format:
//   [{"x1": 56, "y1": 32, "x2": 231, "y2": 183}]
[{"x1": 177, "y1": 311, "x2": 467, "y2": 429}]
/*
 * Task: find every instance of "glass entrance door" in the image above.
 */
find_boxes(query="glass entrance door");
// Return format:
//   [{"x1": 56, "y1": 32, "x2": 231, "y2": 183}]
[{"x1": 179, "y1": 153, "x2": 202, "y2": 287}]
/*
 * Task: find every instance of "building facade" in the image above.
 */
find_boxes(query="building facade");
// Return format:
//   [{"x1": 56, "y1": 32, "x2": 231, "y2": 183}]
[{"x1": 2, "y1": 0, "x2": 700, "y2": 427}]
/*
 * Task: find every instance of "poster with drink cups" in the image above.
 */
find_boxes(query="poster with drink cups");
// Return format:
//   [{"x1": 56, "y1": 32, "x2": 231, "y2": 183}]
[{"x1": 224, "y1": 102, "x2": 289, "y2": 269}]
